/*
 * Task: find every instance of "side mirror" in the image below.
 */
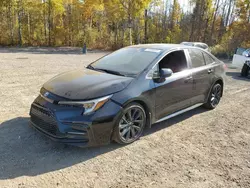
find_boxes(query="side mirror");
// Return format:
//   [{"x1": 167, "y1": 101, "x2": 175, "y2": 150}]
[
  {"x1": 152, "y1": 68, "x2": 173, "y2": 81},
  {"x1": 160, "y1": 68, "x2": 173, "y2": 78}
]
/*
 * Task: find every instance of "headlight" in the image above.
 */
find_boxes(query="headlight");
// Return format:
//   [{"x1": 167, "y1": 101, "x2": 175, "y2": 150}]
[{"x1": 58, "y1": 95, "x2": 112, "y2": 115}]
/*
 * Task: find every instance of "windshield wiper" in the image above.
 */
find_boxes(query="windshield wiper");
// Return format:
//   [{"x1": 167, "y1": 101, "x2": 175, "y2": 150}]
[
  {"x1": 87, "y1": 65, "x2": 128, "y2": 77},
  {"x1": 94, "y1": 68, "x2": 125, "y2": 76},
  {"x1": 87, "y1": 64, "x2": 95, "y2": 70}
]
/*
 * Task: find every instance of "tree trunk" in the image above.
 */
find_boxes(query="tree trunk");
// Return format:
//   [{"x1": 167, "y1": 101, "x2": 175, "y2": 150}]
[
  {"x1": 48, "y1": 0, "x2": 52, "y2": 46},
  {"x1": 218, "y1": 2, "x2": 226, "y2": 42},
  {"x1": 203, "y1": 18, "x2": 209, "y2": 42},
  {"x1": 28, "y1": 13, "x2": 31, "y2": 45},
  {"x1": 197, "y1": 1, "x2": 204, "y2": 41},
  {"x1": 17, "y1": 0, "x2": 23, "y2": 46},
  {"x1": 210, "y1": 0, "x2": 220, "y2": 45},
  {"x1": 43, "y1": 1, "x2": 47, "y2": 45},
  {"x1": 162, "y1": 2, "x2": 168, "y2": 41},
  {"x1": 68, "y1": 4, "x2": 72, "y2": 46},
  {"x1": 114, "y1": 23, "x2": 118, "y2": 47},
  {"x1": 121, "y1": 21, "x2": 125, "y2": 47},
  {"x1": 128, "y1": 14, "x2": 132, "y2": 45},
  {"x1": 7, "y1": 2, "x2": 14, "y2": 45},
  {"x1": 225, "y1": 0, "x2": 233, "y2": 26},
  {"x1": 144, "y1": 9, "x2": 148, "y2": 43}
]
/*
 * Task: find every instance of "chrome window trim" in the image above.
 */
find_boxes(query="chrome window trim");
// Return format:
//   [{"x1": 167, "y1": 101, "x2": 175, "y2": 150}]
[{"x1": 67, "y1": 132, "x2": 86, "y2": 135}]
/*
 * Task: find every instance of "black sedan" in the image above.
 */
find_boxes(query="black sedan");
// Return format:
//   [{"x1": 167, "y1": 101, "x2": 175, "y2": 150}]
[{"x1": 30, "y1": 44, "x2": 225, "y2": 147}]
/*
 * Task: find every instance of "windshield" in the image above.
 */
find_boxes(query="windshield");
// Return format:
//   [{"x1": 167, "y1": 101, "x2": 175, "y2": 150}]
[{"x1": 89, "y1": 47, "x2": 163, "y2": 76}]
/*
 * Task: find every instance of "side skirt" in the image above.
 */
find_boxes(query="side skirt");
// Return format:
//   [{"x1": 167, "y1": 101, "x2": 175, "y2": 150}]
[{"x1": 155, "y1": 103, "x2": 203, "y2": 124}]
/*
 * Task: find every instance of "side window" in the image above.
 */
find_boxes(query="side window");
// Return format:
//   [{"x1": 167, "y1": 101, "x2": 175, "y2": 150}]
[
  {"x1": 203, "y1": 52, "x2": 214, "y2": 64},
  {"x1": 158, "y1": 50, "x2": 188, "y2": 73},
  {"x1": 188, "y1": 49, "x2": 205, "y2": 68}
]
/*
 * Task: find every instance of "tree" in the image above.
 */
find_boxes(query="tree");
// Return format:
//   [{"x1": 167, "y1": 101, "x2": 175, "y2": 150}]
[{"x1": 0, "y1": 0, "x2": 248, "y2": 55}]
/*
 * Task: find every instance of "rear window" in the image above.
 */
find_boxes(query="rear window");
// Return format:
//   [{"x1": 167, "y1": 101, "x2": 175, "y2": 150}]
[
  {"x1": 195, "y1": 44, "x2": 208, "y2": 49},
  {"x1": 203, "y1": 52, "x2": 214, "y2": 64},
  {"x1": 189, "y1": 49, "x2": 205, "y2": 68},
  {"x1": 181, "y1": 42, "x2": 194, "y2": 46}
]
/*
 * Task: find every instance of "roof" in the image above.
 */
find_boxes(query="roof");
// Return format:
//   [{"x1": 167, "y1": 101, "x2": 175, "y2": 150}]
[{"x1": 129, "y1": 43, "x2": 186, "y2": 50}]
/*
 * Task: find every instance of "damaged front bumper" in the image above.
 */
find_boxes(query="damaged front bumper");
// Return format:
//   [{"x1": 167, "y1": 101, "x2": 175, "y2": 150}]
[{"x1": 29, "y1": 94, "x2": 123, "y2": 147}]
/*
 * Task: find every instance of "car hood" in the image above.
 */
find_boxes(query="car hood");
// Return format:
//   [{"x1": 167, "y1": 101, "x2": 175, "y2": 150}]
[{"x1": 43, "y1": 69, "x2": 133, "y2": 100}]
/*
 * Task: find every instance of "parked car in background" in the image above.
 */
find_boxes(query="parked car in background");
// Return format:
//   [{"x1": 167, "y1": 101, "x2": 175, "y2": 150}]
[
  {"x1": 181, "y1": 42, "x2": 210, "y2": 52},
  {"x1": 232, "y1": 47, "x2": 250, "y2": 77},
  {"x1": 30, "y1": 44, "x2": 225, "y2": 147}
]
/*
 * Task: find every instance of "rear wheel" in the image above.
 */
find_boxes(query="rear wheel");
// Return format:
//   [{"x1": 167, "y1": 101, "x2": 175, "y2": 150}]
[
  {"x1": 113, "y1": 103, "x2": 146, "y2": 144},
  {"x1": 204, "y1": 83, "x2": 222, "y2": 109},
  {"x1": 241, "y1": 64, "x2": 250, "y2": 77}
]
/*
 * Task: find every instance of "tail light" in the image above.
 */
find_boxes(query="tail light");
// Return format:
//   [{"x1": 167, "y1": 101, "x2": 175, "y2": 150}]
[{"x1": 223, "y1": 63, "x2": 227, "y2": 70}]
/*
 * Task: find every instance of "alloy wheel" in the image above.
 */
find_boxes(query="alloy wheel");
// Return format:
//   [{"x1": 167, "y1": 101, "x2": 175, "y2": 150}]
[
  {"x1": 118, "y1": 106, "x2": 145, "y2": 143},
  {"x1": 210, "y1": 84, "x2": 222, "y2": 108}
]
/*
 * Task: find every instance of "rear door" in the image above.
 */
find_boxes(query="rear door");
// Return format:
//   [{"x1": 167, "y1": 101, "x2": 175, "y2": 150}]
[{"x1": 188, "y1": 49, "x2": 214, "y2": 104}]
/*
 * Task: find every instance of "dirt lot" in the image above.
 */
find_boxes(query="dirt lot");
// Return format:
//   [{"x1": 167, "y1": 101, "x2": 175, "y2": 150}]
[{"x1": 0, "y1": 47, "x2": 250, "y2": 188}]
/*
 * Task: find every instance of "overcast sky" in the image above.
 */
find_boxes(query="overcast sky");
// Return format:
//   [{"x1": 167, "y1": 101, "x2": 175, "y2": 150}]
[
  {"x1": 179, "y1": 0, "x2": 189, "y2": 6},
  {"x1": 178, "y1": 0, "x2": 192, "y2": 12}
]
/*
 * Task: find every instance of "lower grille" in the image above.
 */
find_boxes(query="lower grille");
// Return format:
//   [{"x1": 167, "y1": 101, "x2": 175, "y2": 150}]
[{"x1": 30, "y1": 104, "x2": 58, "y2": 136}]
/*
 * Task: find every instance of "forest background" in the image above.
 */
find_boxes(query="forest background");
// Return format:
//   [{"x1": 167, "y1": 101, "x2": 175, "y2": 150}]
[{"x1": 0, "y1": 0, "x2": 249, "y2": 58}]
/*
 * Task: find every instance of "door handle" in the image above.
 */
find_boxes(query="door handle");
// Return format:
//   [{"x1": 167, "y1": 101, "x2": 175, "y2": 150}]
[
  {"x1": 208, "y1": 69, "x2": 214, "y2": 74},
  {"x1": 184, "y1": 76, "x2": 193, "y2": 83}
]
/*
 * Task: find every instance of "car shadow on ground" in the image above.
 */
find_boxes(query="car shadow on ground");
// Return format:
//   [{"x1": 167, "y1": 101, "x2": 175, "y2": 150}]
[
  {"x1": 226, "y1": 72, "x2": 250, "y2": 81},
  {"x1": 0, "y1": 107, "x2": 207, "y2": 179}
]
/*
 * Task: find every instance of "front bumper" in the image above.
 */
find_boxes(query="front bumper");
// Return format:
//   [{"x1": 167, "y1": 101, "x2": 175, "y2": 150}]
[{"x1": 29, "y1": 95, "x2": 123, "y2": 147}]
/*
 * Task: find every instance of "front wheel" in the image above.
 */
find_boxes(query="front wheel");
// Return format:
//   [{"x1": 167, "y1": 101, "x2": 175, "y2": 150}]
[
  {"x1": 113, "y1": 103, "x2": 146, "y2": 144},
  {"x1": 204, "y1": 83, "x2": 222, "y2": 109}
]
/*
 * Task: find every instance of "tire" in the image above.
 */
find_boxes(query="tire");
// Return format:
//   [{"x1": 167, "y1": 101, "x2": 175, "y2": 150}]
[
  {"x1": 203, "y1": 83, "x2": 222, "y2": 110},
  {"x1": 113, "y1": 103, "x2": 146, "y2": 144},
  {"x1": 241, "y1": 64, "x2": 249, "y2": 77}
]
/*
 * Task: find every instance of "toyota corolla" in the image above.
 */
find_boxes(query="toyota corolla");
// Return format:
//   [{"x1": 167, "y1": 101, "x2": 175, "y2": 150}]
[{"x1": 29, "y1": 44, "x2": 225, "y2": 147}]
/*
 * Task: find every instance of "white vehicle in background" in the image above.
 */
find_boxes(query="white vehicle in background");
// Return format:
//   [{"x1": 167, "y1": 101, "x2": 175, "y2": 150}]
[
  {"x1": 232, "y1": 48, "x2": 250, "y2": 77},
  {"x1": 180, "y1": 42, "x2": 211, "y2": 52}
]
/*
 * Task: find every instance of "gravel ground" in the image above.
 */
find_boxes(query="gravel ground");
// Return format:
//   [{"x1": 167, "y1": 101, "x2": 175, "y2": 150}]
[{"x1": 0, "y1": 48, "x2": 250, "y2": 188}]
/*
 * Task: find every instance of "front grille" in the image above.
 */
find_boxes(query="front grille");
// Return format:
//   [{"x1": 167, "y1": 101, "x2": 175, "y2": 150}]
[{"x1": 30, "y1": 104, "x2": 58, "y2": 136}]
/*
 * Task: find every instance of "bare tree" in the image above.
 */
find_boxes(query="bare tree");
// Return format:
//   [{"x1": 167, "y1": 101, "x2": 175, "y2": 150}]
[{"x1": 17, "y1": 0, "x2": 23, "y2": 46}]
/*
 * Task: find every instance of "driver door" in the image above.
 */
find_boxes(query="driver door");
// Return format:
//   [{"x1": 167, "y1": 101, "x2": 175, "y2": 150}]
[{"x1": 154, "y1": 49, "x2": 194, "y2": 120}]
